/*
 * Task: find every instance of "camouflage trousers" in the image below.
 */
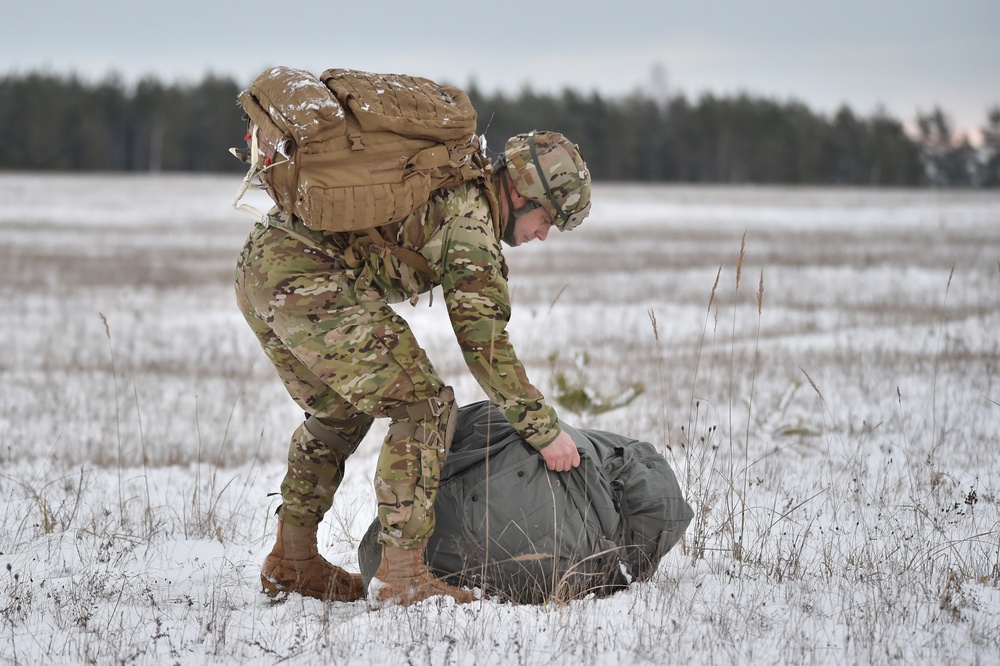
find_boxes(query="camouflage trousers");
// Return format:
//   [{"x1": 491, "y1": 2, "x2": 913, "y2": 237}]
[{"x1": 234, "y1": 223, "x2": 450, "y2": 549}]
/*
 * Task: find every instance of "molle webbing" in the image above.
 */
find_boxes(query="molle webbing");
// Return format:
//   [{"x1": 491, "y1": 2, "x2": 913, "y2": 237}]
[{"x1": 303, "y1": 414, "x2": 370, "y2": 456}]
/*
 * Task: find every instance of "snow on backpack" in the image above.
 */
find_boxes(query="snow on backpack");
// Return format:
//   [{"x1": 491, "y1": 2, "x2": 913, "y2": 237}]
[
  {"x1": 357, "y1": 401, "x2": 694, "y2": 603},
  {"x1": 231, "y1": 66, "x2": 491, "y2": 234}
]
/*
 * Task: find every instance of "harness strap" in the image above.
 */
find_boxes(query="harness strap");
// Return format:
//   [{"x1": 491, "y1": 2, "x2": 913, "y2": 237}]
[
  {"x1": 384, "y1": 392, "x2": 448, "y2": 423},
  {"x1": 386, "y1": 421, "x2": 427, "y2": 443},
  {"x1": 384, "y1": 387, "x2": 457, "y2": 451}
]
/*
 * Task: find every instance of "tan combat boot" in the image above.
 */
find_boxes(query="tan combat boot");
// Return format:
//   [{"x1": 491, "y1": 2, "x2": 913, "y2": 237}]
[
  {"x1": 261, "y1": 521, "x2": 365, "y2": 602},
  {"x1": 368, "y1": 544, "x2": 480, "y2": 608}
]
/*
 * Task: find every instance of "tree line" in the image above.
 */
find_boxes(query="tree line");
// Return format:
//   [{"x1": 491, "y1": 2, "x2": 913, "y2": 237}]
[{"x1": 1, "y1": 71, "x2": 997, "y2": 186}]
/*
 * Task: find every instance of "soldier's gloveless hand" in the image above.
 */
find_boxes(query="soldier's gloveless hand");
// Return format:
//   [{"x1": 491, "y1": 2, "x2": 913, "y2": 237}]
[{"x1": 539, "y1": 430, "x2": 581, "y2": 472}]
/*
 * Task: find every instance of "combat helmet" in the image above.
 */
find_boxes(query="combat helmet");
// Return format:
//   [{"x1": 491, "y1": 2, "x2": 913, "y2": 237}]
[{"x1": 497, "y1": 130, "x2": 592, "y2": 233}]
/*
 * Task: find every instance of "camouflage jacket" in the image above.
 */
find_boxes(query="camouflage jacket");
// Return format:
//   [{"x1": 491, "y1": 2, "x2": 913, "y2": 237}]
[{"x1": 266, "y1": 180, "x2": 561, "y2": 451}]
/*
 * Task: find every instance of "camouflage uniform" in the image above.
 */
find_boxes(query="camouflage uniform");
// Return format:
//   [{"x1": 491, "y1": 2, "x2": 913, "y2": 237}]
[{"x1": 235, "y1": 180, "x2": 560, "y2": 549}]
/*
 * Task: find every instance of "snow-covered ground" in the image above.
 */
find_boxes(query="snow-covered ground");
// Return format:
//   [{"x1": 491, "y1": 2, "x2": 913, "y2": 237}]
[{"x1": 1, "y1": 173, "x2": 998, "y2": 664}]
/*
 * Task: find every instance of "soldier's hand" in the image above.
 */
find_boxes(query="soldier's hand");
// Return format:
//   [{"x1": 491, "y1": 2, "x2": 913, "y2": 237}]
[{"x1": 540, "y1": 431, "x2": 581, "y2": 472}]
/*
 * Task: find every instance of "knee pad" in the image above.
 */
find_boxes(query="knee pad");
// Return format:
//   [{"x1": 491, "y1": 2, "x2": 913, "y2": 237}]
[{"x1": 303, "y1": 412, "x2": 374, "y2": 458}]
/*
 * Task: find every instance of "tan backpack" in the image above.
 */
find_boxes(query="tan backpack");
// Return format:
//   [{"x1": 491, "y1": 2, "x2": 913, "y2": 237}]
[{"x1": 232, "y1": 66, "x2": 492, "y2": 235}]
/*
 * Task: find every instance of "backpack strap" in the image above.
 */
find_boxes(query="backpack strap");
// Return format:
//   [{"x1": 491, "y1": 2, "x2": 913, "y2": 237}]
[{"x1": 479, "y1": 174, "x2": 502, "y2": 239}]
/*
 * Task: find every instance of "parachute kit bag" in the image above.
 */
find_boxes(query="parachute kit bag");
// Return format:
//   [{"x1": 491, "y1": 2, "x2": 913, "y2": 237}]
[
  {"x1": 357, "y1": 402, "x2": 694, "y2": 604},
  {"x1": 232, "y1": 66, "x2": 491, "y2": 233}
]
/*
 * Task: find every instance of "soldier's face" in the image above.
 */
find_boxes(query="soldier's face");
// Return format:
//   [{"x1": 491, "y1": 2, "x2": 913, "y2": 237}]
[{"x1": 512, "y1": 208, "x2": 554, "y2": 246}]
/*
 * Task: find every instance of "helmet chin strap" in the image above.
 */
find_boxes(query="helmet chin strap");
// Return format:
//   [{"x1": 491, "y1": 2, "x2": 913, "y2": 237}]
[{"x1": 499, "y1": 171, "x2": 518, "y2": 246}]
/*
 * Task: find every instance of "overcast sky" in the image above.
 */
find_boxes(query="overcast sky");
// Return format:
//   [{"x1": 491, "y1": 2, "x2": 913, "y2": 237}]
[{"x1": 8, "y1": 0, "x2": 999, "y2": 139}]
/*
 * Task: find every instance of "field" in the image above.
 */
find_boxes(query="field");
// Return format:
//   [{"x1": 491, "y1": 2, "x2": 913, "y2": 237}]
[{"x1": 1, "y1": 173, "x2": 998, "y2": 665}]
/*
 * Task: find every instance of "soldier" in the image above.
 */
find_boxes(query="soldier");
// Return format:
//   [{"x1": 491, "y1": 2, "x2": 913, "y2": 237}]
[{"x1": 234, "y1": 130, "x2": 591, "y2": 607}]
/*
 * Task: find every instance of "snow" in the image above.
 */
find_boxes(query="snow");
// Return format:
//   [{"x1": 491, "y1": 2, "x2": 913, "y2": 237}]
[{"x1": 1, "y1": 174, "x2": 998, "y2": 664}]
